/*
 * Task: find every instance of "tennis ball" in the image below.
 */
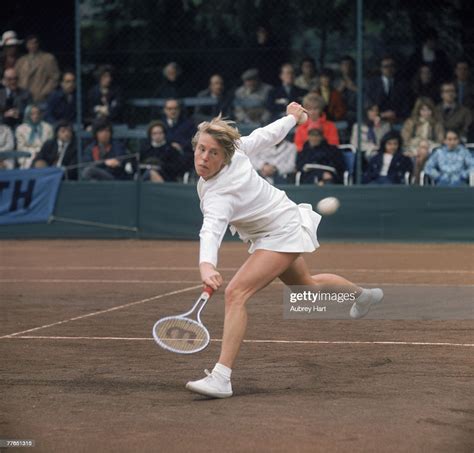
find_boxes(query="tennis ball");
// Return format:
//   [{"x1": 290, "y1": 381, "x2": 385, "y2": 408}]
[{"x1": 316, "y1": 197, "x2": 340, "y2": 216}]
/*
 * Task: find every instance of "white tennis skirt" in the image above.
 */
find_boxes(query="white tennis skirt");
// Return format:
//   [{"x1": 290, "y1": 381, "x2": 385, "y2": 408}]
[{"x1": 231, "y1": 203, "x2": 321, "y2": 256}]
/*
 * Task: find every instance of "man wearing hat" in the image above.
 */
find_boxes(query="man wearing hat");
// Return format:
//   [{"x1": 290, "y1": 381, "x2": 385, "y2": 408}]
[
  {"x1": 0, "y1": 31, "x2": 23, "y2": 75},
  {"x1": 233, "y1": 68, "x2": 272, "y2": 125},
  {"x1": 15, "y1": 34, "x2": 60, "y2": 102}
]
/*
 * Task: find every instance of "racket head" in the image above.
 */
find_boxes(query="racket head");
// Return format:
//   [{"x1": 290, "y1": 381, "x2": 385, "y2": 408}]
[{"x1": 152, "y1": 316, "x2": 210, "y2": 354}]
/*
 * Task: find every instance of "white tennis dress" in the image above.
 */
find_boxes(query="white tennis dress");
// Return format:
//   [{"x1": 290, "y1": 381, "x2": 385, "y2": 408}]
[{"x1": 197, "y1": 115, "x2": 322, "y2": 267}]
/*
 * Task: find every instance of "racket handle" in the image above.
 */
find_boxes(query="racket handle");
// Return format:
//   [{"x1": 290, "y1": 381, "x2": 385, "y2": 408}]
[{"x1": 203, "y1": 285, "x2": 214, "y2": 297}]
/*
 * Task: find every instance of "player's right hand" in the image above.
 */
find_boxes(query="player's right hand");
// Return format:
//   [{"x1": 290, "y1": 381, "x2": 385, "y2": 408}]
[{"x1": 199, "y1": 262, "x2": 223, "y2": 290}]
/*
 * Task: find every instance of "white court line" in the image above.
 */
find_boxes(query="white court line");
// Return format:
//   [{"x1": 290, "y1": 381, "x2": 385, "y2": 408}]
[
  {"x1": 4, "y1": 335, "x2": 474, "y2": 348},
  {"x1": 0, "y1": 266, "x2": 472, "y2": 274},
  {"x1": 0, "y1": 279, "x2": 473, "y2": 287},
  {"x1": 0, "y1": 285, "x2": 201, "y2": 339}
]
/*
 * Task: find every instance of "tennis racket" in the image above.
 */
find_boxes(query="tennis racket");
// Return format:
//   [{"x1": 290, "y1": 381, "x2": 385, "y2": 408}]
[{"x1": 152, "y1": 286, "x2": 214, "y2": 354}]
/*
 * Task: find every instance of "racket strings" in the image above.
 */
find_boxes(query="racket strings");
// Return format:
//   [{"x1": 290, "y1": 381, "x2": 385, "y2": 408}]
[{"x1": 154, "y1": 317, "x2": 209, "y2": 353}]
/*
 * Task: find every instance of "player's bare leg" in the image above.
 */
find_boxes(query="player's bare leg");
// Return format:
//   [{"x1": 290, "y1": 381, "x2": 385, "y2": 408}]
[
  {"x1": 186, "y1": 250, "x2": 299, "y2": 398},
  {"x1": 279, "y1": 256, "x2": 383, "y2": 319}
]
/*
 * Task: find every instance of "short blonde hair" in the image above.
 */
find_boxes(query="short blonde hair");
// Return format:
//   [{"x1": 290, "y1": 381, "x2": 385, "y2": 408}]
[
  {"x1": 303, "y1": 93, "x2": 326, "y2": 110},
  {"x1": 192, "y1": 115, "x2": 241, "y2": 164}
]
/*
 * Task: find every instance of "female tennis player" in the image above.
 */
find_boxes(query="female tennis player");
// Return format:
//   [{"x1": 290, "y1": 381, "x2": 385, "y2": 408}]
[{"x1": 186, "y1": 102, "x2": 383, "y2": 398}]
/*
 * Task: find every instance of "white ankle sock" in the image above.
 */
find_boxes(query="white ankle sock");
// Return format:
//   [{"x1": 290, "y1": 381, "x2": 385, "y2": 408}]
[{"x1": 213, "y1": 363, "x2": 232, "y2": 380}]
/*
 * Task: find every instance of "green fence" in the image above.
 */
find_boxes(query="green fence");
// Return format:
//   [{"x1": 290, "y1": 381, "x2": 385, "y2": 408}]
[{"x1": 0, "y1": 183, "x2": 473, "y2": 242}]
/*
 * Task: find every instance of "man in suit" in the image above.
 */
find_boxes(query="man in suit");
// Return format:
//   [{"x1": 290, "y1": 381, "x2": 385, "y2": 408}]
[
  {"x1": 454, "y1": 59, "x2": 474, "y2": 110},
  {"x1": 267, "y1": 63, "x2": 307, "y2": 121},
  {"x1": 366, "y1": 56, "x2": 410, "y2": 123},
  {"x1": 45, "y1": 70, "x2": 76, "y2": 126},
  {"x1": 32, "y1": 120, "x2": 77, "y2": 179},
  {"x1": 0, "y1": 67, "x2": 31, "y2": 129},
  {"x1": 436, "y1": 81, "x2": 472, "y2": 140}
]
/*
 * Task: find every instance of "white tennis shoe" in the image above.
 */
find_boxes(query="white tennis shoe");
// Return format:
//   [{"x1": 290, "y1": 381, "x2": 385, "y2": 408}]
[
  {"x1": 350, "y1": 288, "x2": 384, "y2": 319},
  {"x1": 186, "y1": 369, "x2": 233, "y2": 398}
]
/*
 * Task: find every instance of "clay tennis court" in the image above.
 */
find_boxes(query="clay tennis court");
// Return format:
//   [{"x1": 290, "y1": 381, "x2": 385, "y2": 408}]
[{"x1": 1, "y1": 240, "x2": 473, "y2": 452}]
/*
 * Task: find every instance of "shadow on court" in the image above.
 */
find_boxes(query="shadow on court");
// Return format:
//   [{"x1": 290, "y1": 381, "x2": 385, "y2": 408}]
[{"x1": 0, "y1": 240, "x2": 473, "y2": 453}]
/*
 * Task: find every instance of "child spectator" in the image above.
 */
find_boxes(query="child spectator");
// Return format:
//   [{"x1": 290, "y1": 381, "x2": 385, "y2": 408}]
[
  {"x1": 351, "y1": 104, "x2": 391, "y2": 158},
  {"x1": 297, "y1": 128, "x2": 345, "y2": 185},
  {"x1": 15, "y1": 103, "x2": 53, "y2": 168},
  {"x1": 15, "y1": 34, "x2": 60, "y2": 102},
  {"x1": 82, "y1": 119, "x2": 130, "y2": 180},
  {"x1": 363, "y1": 131, "x2": 413, "y2": 184},
  {"x1": 139, "y1": 120, "x2": 184, "y2": 183},
  {"x1": 423, "y1": 129, "x2": 473, "y2": 186},
  {"x1": 294, "y1": 93, "x2": 339, "y2": 151}
]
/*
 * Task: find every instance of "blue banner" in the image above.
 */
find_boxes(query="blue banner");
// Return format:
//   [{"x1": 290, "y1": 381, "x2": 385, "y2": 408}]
[{"x1": 0, "y1": 168, "x2": 63, "y2": 225}]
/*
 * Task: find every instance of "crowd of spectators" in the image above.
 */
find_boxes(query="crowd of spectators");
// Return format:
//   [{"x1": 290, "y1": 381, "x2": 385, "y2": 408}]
[{"x1": 0, "y1": 28, "x2": 473, "y2": 186}]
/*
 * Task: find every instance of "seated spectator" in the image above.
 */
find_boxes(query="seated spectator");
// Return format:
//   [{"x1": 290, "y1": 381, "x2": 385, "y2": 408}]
[
  {"x1": 401, "y1": 97, "x2": 444, "y2": 155},
  {"x1": 453, "y1": 59, "x2": 474, "y2": 110},
  {"x1": 294, "y1": 93, "x2": 339, "y2": 151},
  {"x1": 87, "y1": 64, "x2": 123, "y2": 124},
  {"x1": 297, "y1": 128, "x2": 346, "y2": 185},
  {"x1": 0, "y1": 68, "x2": 32, "y2": 129},
  {"x1": 410, "y1": 139, "x2": 431, "y2": 185},
  {"x1": 350, "y1": 104, "x2": 391, "y2": 159},
  {"x1": 233, "y1": 68, "x2": 272, "y2": 125},
  {"x1": 161, "y1": 98, "x2": 195, "y2": 152},
  {"x1": 139, "y1": 120, "x2": 184, "y2": 183},
  {"x1": 0, "y1": 31, "x2": 23, "y2": 75},
  {"x1": 15, "y1": 103, "x2": 53, "y2": 168},
  {"x1": 363, "y1": 131, "x2": 413, "y2": 184},
  {"x1": 406, "y1": 28, "x2": 451, "y2": 84},
  {"x1": 32, "y1": 120, "x2": 77, "y2": 179},
  {"x1": 267, "y1": 63, "x2": 307, "y2": 121},
  {"x1": 15, "y1": 34, "x2": 60, "y2": 102},
  {"x1": 294, "y1": 57, "x2": 318, "y2": 91},
  {"x1": 155, "y1": 62, "x2": 186, "y2": 99},
  {"x1": 366, "y1": 56, "x2": 411, "y2": 123},
  {"x1": 247, "y1": 138, "x2": 297, "y2": 185},
  {"x1": 436, "y1": 81, "x2": 472, "y2": 140},
  {"x1": 336, "y1": 55, "x2": 357, "y2": 124},
  {"x1": 194, "y1": 74, "x2": 233, "y2": 123},
  {"x1": 423, "y1": 129, "x2": 473, "y2": 186},
  {"x1": 411, "y1": 64, "x2": 439, "y2": 105},
  {"x1": 0, "y1": 121, "x2": 15, "y2": 169},
  {"x1": 45, "y1": 70, "x2": 76, "y2": 126},
  {"x1": 82, "y1": 119, "x2": 130, "y2": 180},
  {"x1": 311, "y1": 68, "x2": 346, "y2": 121}
]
